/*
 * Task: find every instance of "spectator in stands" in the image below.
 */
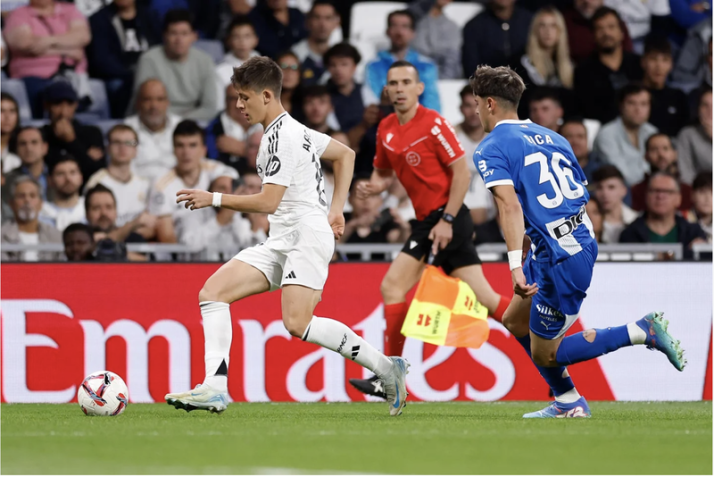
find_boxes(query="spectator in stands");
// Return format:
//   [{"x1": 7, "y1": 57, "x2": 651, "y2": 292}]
[
  {"x1": 3, "y1": 0, "x2": 91, "y2": 118},
  {"x1": 592, "y1": 165, "x2": 638, "y2": 243},
  {"x1": 205, "y1": 83, "x2": 263, "y2": 175},
  {"x1": 593, "y1": 84, "x2": 656, "y2": 186},
  {"x1": 87, "y1": 0, "x2": 157, "y2": 119},
  {"x1": 236, "y1": 169, "x2": 270, "y2": 245},
  {"x1": 276, "y1": 51, "x2": 302, "y2": 115},
  {"x1": 1, "y1": 175, "x2": 62, "y2": 261},
  {"x1": 573, "y1": 7, "x2": 643, "y2": 124},
  {"x1": 340, "y1": 175, "x2": 411, "y2": 251},
  {"x1": 454, "y1": 85, "x2": 495, "y2": 226},
  {"x1": 84, "y1": 125, "x2": 155, "y2": 238},
  {"x1": 215, "y1": 16, "x2": 259, "y2": 107},
  {"x1": 619, "y1": 172, "x2": 707, "y2": 257},
  {"x1": 560, "y1": 118, "x2": 602, "y2": 183},
  {"x1": 40, "y1": 82, "x2": 105, "y2": 183},
  {"x1": 677, "y1": 89, "x2": 712, "y2": 185},
  {"x1": 149, "y1": 120, "x2": 238, "y2": 244},
  {"x1": 248, "y1": 0, "x2": 307, "y2": 59},
  {"x1": 462, "y1": 0, "x2": 533, "y2": 76},
  {"x1": 2, "y1": 126, "x2": 50, "y2": 204},
  {"x1": 131, "y1": 9, "x2": 218, "y2": 121},
  {"x1": 63, "y1": 222, "x2": 95, "y2": 261},
  {"x1": 85, "y1": 183, "x2": 148, "y2": 261},
  {"x1": 302, "y1": 85, "x2": 339, "y2": 134},
  {"x1": 687, "y1": 171, "x2": 712, "y2": 243},
  {"x1": 1, "y1": 93, "x2": 22, "y2": 173},
  {"x1": 365, "y1": 10, "x2": 440, "y2": 112},
  {"x1": 528, "y1": 87, "x2": 564, "y2": 132},
  {"x1": 641, "y1": 37, "x2": 688, "y2": 137},
  {"x1": 292, "y1": 1, "x2": 340, "y2": 86},
  {"x1": 513, "y1": 7, "x2": 574, "y2": 118},
  {"x1": 324, "y1": 43, "x2": 380, "y2": 150},
  {"x1": 412, "y1": 0, "x2": 462, "y2": 79},
  {"x1": 687, "y1": 38, "x2": 712, "y2": 121},
  {"x1": 40, "y1": 155, "x2": 85, "y2": 232},
  {"x1": 125, "y1": 78, "x2": 182, "y2": 182},
  {"x1": 672, "y1": 19, "x2": 712, "y2": 90},
  {"x1": 602, "y1": 0, "x2": 670, "y2": 52},
  {"x1": 585, "y1": 197, "x2": 604, "y2": 242},
  {"x1": 562, "y1": 0, "x2": 633, "y2": 64},
  {"x1": 631, "y1": 133, "x2": 693, "y2": 212}
]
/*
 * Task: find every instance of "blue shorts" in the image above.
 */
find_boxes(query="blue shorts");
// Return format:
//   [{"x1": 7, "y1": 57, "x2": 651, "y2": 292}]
[{"x1": 524, "y1": 240, "x2": 598, "y2": 340}]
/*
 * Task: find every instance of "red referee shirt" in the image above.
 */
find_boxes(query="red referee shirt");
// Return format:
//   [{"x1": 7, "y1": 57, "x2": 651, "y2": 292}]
[{"x1": 373, "y1": 105, "x2": 466, "y2": 221}]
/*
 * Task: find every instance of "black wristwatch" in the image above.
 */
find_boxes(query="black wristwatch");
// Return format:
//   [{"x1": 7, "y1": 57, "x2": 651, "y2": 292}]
[{"x1": 441, "y1": 213, "x2": 455, "y2": 224}]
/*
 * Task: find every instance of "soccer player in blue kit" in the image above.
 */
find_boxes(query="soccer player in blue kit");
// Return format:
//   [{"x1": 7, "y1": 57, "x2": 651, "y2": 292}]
[{"x1": 470, "y1": 65, "x2": 687, "y2": 418}]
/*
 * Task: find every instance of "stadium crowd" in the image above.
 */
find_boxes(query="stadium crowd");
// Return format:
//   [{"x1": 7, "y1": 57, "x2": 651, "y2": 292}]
[{"x1": 0, "y1": 0, "x2": 711, "y2": 262}]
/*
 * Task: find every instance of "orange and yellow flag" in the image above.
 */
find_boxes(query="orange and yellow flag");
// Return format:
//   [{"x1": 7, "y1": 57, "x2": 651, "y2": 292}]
[{"x1": 401, "y1": 265, "x2": 490, "y2": 349}]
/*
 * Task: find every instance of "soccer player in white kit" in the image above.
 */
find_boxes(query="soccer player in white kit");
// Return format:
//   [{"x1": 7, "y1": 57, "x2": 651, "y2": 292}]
[{"x1": 166, "y1": 56, "x2": 409, "y2": 416}]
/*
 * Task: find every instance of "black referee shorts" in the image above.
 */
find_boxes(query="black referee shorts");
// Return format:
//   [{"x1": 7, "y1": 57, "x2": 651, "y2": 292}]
[{"x1": 400, "y1": 204, "x2": 481, "y2": 275}]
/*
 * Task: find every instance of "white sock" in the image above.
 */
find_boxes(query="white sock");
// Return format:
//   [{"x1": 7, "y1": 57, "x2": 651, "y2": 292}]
[
  {"x1": 555, "y1": 387, "x2": 581, "y2": 404},
  {"x1": 200, "y1": 301, "x2": 231, "y2": 392},
  {"x1": 302, "y1": 316, "x2": 392, "y2": 377},
  {"x1": 627, "y1": 322, "x2": 647, "y2": 345}
]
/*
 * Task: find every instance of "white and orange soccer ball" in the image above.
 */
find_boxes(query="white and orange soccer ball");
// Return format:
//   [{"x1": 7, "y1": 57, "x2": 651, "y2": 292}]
[{"x1": 77, "y1": 371, "x2": 129, "y2": 416}]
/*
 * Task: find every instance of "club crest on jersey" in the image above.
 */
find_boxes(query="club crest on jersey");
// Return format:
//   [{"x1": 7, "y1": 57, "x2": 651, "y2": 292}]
[
  {"x1": 406, "y1": 151, "x2": 421, "y2": 166},
  {"x1": 386, "y1": 133, "x2": 394, "y2": 143},
  {"x1": 266, "y1": 156, "x2": 281, "y2": 176}
]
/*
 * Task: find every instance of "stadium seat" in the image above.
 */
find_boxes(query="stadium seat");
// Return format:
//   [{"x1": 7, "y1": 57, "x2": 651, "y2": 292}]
[
  {"x1": 194, "y1": 40, "x2": 225, "y2": 65},
  {"x1": 437, "y1": 79, "x2": 467, "y2": 126},
  {"x1": 583, "y1": 118, "x2": 601, "y2": 151},
  {"x1": 443, "y1": 2, "x2": 483, "y2": 29},
  {"x1": 80, "y1": 80, "x2": 111, "y2": 121},
  {"x1": 96, "y1": 119, "x2": 122, "y2": 139},
  {"x1": 1, "y1": 79, "x2": 32, "y2": 122},
  {"x1": 350, "y1": 1, "x2": 406, "y2": 51}
]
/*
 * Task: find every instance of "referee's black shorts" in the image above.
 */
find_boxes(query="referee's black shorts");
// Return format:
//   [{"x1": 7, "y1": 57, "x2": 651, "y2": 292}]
[{"x1": 400, "y1": 204, "x2": 481, "y2": 275}]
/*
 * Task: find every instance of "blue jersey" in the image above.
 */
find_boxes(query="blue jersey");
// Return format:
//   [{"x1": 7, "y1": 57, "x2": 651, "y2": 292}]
[{"x1": 474, "y1": 120, "x2": 595, "y2": 263}]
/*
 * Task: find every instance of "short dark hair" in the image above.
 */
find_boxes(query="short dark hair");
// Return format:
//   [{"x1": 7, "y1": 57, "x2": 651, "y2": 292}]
[
  {"x1": 323, "y1": 42, "x2": 361, "y2": 66},
  {"x1": 529, "y1": 87, "x2": 562, "y2": 106},
  {"x1": 645, "y1": 132, "x2": 672, "y2": 152},
  {"x1": 302, "y1": 85, "x2": 331, "y2": 101},
  {"x1": 592, "y1": 165, "x2": 626, "y2": 184},
  {"x1": 85, "y1": 184, "x2": 116, "y2": 215},
  {"x1": 692, "y1": 171, "x2": 712, "y2": 191},
  {"x1": 469, "y1": 65, "x2": 526, "y2": 109},
  {"x1": 643, "y1": 36, "x2": 672, "y2": 58},
  {"x1": 226, "y1": 14, "x2": 255, "y2": 38},
  {"x1": 63, "y1": 222, "x2": 94, "y2": 242},
  {"x1": 231, "y1": 56, "x2": 283, "y2": 97},
  {"x1": 618, "y1": 83, "x2": 649, "y2": 105},
  {"x1": 163, "y1": 9, "x2": 193, "y2": 33},
  {"x1": 591, "y1": 6, "x2": 622, "y2": 27},
  {"x1": 387, "y1": 9, "x2": 415, "y2": 30},
  {"x1": 459, "y1": 84, "x2": 473, "y2": 102},
  {"x1": 49, "y1": 155, "x2": 81, "y2": 176},
  {"x1": 561, "y1": 117, "x2": 587, "y2": 131},
  {"x1": 309, "y1": 0, "x2": 337, "y2": 16},
  {"x1": 173, "y1": 119, "x2": 206, "y2": 144},
  {"x1": 388, "y1": 60, "x2": 420, "y2": 81},
  {"x1": 16, "y1": 125, "x2": 45, "y2": 141}
]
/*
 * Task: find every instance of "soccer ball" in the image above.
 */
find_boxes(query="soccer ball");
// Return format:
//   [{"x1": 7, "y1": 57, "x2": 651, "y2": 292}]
[{"x1": 77, "y1": 371, "x2": 129, "y2": 416}]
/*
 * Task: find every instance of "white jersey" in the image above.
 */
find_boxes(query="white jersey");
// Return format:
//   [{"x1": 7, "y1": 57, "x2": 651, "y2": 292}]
[
  {"x1": 257, "y1": 112, "x2": 331, "y2": 235},
  {"x1": 85, "y1": 169, "x2": 151, "y2": 227},
  {"x1": 148, "y1": 159, "x2": 239, "y2": 244},
  {"x1": 40, "y1": 197, "x2": 86, "y2": 233}
]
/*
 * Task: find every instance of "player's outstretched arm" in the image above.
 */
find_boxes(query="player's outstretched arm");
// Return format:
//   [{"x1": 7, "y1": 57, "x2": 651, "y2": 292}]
[
  {"x1": 321, "y1": 138, "x2": 356, "y2": 239},
  {"x1": 491, "y1": 184, "x2": 538, "y2": 298},
  {"x1": 176, "y1": 184, "x2": 287, "y2": 215}
]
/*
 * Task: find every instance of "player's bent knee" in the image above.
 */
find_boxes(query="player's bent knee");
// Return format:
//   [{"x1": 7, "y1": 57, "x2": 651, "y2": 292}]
[
  {"x1": 198, "y1": 283, "x2": 218, "y2": 303},
  {"x1": 502, "y1": 312, "x2": 529, "y2": 337},
  {"x1": 283, "y1": 315, "x2": 309, "y2": 338},
  {"x1": 532, "y1": 349, "x2": 559, "y2": 367},
  {"x1": 380, "y1": 275, "x2": 406, "y2": 303}
]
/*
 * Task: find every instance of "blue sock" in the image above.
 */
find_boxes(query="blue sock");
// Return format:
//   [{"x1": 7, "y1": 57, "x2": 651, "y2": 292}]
[
  {"x1": 555, "y1": 325, "x2": 632, "y2": 366},
  {"x1": 516, "y1": 335, "x2": 574, "y2": 396}
]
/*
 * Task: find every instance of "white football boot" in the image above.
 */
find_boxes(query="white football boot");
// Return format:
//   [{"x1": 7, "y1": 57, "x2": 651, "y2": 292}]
[
  {"x1": 379, "y1": 357, "x2": 410, "y2": 416},
  {"x1": 165, "y1": 384, "x2": 228, "y2": 414}
]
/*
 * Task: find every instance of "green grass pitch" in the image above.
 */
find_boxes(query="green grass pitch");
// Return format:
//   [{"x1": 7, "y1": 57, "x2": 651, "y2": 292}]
[{"x1": 2, "y1": 402, "x2": 711, "y2": 474}]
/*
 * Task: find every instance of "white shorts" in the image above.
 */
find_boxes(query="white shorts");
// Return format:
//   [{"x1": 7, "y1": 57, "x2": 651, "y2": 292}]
[{"x1": 233, "y1": 224, "x2": 335, "y2": 291}]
